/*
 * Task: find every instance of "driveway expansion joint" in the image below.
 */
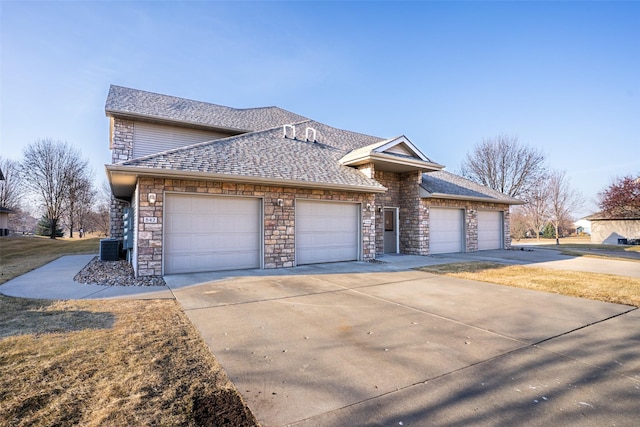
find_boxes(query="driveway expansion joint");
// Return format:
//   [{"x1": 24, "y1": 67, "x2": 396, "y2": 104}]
[{"x1": 532, "y1": 306, "x2": 638, "y2": 347}]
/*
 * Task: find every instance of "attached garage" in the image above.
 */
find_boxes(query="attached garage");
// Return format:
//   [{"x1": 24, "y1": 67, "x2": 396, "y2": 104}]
[
  {"x1": 164, "y1": 194, "x2": 261, "y2": 274},
  {"x1": 477, "y1": 211, "x2": 503, "y2": 250},
  {"x1": 296, "y1": 200, "x2": 360, "y2": 265},
  {"x1": 429, "y1": 208, "x2": 464, "y2": 254}
]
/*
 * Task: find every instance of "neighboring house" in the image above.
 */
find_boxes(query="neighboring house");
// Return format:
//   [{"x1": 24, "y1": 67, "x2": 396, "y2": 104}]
[
  {"x1": 105, "y1": 85, "x2": 521, "y2": 277},
  {"x1": 586, "y1": 212, "x2": 640, "y2": 244},
  {"x1": 574, "y1": 219, "x2": 592, "y2": 235},
  {"x1": 0, "y1": 207, "x2": 12, "y2": 236}
]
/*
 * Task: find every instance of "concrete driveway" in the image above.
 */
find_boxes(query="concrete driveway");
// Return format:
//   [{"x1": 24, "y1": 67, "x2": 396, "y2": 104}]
[{"x1": 165, "y1": 251, "x2": 640, "y2": 426}]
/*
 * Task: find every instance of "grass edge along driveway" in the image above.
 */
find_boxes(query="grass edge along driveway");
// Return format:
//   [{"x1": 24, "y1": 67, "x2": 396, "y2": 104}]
[{"x1": 418, "y1": 261, "x2": 640, "y2": 307}]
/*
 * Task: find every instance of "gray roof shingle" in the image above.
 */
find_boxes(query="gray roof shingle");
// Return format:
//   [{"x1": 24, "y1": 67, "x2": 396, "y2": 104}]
[
  {"x1": 106, "y1": 86, "x2": 525, "y2": 200},
  {"x1": 421, "y1": 170, "x2": 522, "y2": 204},
  {"x1": 105, "y1": 85, "x2": 309, "y2": 132},
  {"x1": 120, "y1": 120, "x2": 386, "y2": 190}
]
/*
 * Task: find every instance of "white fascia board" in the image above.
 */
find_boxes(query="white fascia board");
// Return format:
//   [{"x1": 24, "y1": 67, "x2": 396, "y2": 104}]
[
  {"x1": 368, "y1": 153, "x2": 445, "y2": 170},
  {"x1": 373, "y1": 135, "x2": 430, "y2": 162},
  {"x1": 106, "y1": 164, "x2": 387, "y2": 194},
  {"x1": 340, "y1": 152, "x2": 444, "y2": 171}
]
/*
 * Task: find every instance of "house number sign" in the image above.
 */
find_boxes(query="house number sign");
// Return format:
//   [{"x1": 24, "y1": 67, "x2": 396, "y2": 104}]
[{"x1": 143, "y1": 217, "x2": 158, "y2": 224}]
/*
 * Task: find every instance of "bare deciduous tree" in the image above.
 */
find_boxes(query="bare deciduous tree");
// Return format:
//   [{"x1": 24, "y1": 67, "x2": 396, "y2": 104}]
[
  {"x1": 84, "y1": 181, "x2": 112, "y2": 237},
  {"x1": 64, "y1": 168, "x2": 94, "y2": 238},
  {"x1": 519, "y1": 176, "x2": 551, "y2": 240},
  {"x1": 508, "y1": 208, "x2": 530, "y2": 240},
  {"x1": 0, "y1": 156, "x2": 22, "y2": 210},
  {"x1": 8, "y1": 207, "x2": 38, "y2": 234},
  {"x1": 460, "y1": 135, "x2": 546, "y2": 199},
  {"x1": 548, "y1": 170, "x2": 584, "y2": 245},
  {"x1": 20, "y1": 139, "x2": 91, "y2": 239}
]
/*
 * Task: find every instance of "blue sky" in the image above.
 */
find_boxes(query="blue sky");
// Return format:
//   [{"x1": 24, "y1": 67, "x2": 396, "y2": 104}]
[{"x1": 1, "y1": 1, "x2": 639, "y2": 217}]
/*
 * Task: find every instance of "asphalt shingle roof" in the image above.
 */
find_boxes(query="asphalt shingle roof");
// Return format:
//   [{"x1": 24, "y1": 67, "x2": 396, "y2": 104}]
[
  {"x1": 421, "y1": 170, "x2": 522, "y2": 204},
  {"x1": 105, "y1": 85, "x2": 309, "y2": 132},
  {"x1": 106, "y1": 86, "x2": 524, "y2": 199},
  {"x1": 120, "y1": 120, "x2": 386, "y2": 190}
]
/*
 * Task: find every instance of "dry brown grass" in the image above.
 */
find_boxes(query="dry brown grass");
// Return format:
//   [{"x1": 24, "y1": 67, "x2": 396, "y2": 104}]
[
  {"x1": 419, "y1": 262, "x2": 640, "y2": 307},
  {"x1": 0, "y1": 236, "x2": 257, "y2": 426},
  {"x1": 0, "y1": 297, "x2": 257, "y2": 426},
  {"x1": 0, "y1": 235, "x2": 100, "y2": 284}
]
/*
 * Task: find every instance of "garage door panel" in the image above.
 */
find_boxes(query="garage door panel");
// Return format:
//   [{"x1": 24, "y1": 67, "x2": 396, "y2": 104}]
[
  {"x1": 165, "y1": 255, "x2": 193, "y2": 274},
  {"x1": 296, "y1": 201, "x2": 359, "y2": 265},
  {"x1": 478, "y1": 211, "x2": 502, "y2": 250},
  {"x1": 430, "y1": 208, "x2": 464, "y2": 254},
  {"x1": 298, "y1": 231, "x2": 355, "y2": 247},
  {"x1": 167, "y1": 214, "x2": 194, "y2": 233},
  {"x1": 165, "y1": 194, "x2": 261, "y2": 274},
  {"x1": 191, "y1": 232, "x2": 259, "y2": 251},
  {"x1": 166, "y1": 234, "x2": 192, "y2": 252}
]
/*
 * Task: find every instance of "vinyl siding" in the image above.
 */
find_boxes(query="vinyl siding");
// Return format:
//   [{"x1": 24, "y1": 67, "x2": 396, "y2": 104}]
[{"x1": 133, "y1": 122, "x2": 231, "y2": 158}]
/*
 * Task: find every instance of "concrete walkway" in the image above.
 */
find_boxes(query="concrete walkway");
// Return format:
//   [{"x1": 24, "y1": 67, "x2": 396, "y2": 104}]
[
  {"x1": 2, "y1": 248, "x2": 637, "y2": 300},
  {"x1": 0, "y1": 254, "x2": 174, "y2": 300}
]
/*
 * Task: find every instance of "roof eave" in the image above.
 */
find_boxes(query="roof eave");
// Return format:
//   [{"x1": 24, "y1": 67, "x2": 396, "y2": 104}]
[
  {"x1": 341, "y1": 152, "x2": 444, "y2": 172},
  {"x1": 106, "y1": 164, "x2": 387, "y2": 197},
  {"x1": 420, "y1": 187, "x2": 524, "y2": 205}
]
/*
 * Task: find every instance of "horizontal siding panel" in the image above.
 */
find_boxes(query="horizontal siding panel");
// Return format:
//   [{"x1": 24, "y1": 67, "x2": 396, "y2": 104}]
[
  {"x1": 133, "y1": 122, "x2": 229, "y2": 158},
  {"x1": 384, "y1": 144, "x2": 413, "y2": 156}
]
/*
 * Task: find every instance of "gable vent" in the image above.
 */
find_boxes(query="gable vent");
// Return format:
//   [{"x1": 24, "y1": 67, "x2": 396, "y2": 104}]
[
  {"x1": 305, "y1": 127, "x2": 317, "y2": 142},
  {"x1": 283, "y1": 124, "x2": 296, "y2": 139}
]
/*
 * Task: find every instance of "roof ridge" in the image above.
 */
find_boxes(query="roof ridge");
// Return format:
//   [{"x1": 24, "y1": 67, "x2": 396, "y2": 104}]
[
  {"x1": 108, "y1": 85, "x2": 307, "y2": 118},
  {"x1": 108, "y1": 85, "x2": 238, "y2": 111}
]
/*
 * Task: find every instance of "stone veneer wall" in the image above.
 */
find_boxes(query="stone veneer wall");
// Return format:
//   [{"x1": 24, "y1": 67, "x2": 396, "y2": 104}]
[
  {"x1": 110, "y1": 198, "x2": 126, "y2": 239},
  {"x1": 372, "y1": 170, "x2": 401, "y2": 254},
  {"x1": 423, "y1": 198, "x2": 512, "y2": 253},
  {"x1": 399, "y1": 171, "x2": 428, "y2": 255},
  {"x1": 110, "y1": 118, "x2": 134, "y2": 163},
  {"x1": 135, "y1": 177, "x2": 376, "y2": 277},
  {"x1": 109, "y1": 117, "x2": 135, "y2": 238}
]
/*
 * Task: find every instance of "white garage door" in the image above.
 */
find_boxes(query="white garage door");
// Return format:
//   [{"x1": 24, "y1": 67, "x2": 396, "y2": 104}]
[
  {"x1": 429, "y1": 208, "x2": 464, "y2": 254},
  {"x1": 296, "y1": 200, "x2": 359, "y2": 265},
  {"x1": 164, "y1": 194, "x2": 261, "y2": 274},
  {"x1": 478, "y1": 211, "x2": 503, "y2": 250}
]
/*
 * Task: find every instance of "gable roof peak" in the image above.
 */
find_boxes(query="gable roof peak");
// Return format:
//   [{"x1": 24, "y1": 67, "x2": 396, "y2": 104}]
[{"x1": 339, "y1": 135, "x2": 444, "y2": 173}]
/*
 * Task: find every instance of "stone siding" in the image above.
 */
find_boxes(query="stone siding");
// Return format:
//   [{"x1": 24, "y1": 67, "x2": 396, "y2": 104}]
[
  {"x1": 110, "y1": 118, "x2": 134, "y2": 163},
  {"x1": 110, "y1": 197, "x2": 126, "y2": 239},
  {"x1": 399, "y1": 171, "x2": 428, "y2": 255},
  {"x1": 109, "y1": 117, "x2": 135, "y2": 239},
  {"x1": 372, "y1": 170, "x2": 401, "y2": 254},
  {"x1": 372, "y1": 170, "x2": 428, "y2": 255},
  {"x1": 134, "y1": 177, "x2": 376, "y2": 276}
]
